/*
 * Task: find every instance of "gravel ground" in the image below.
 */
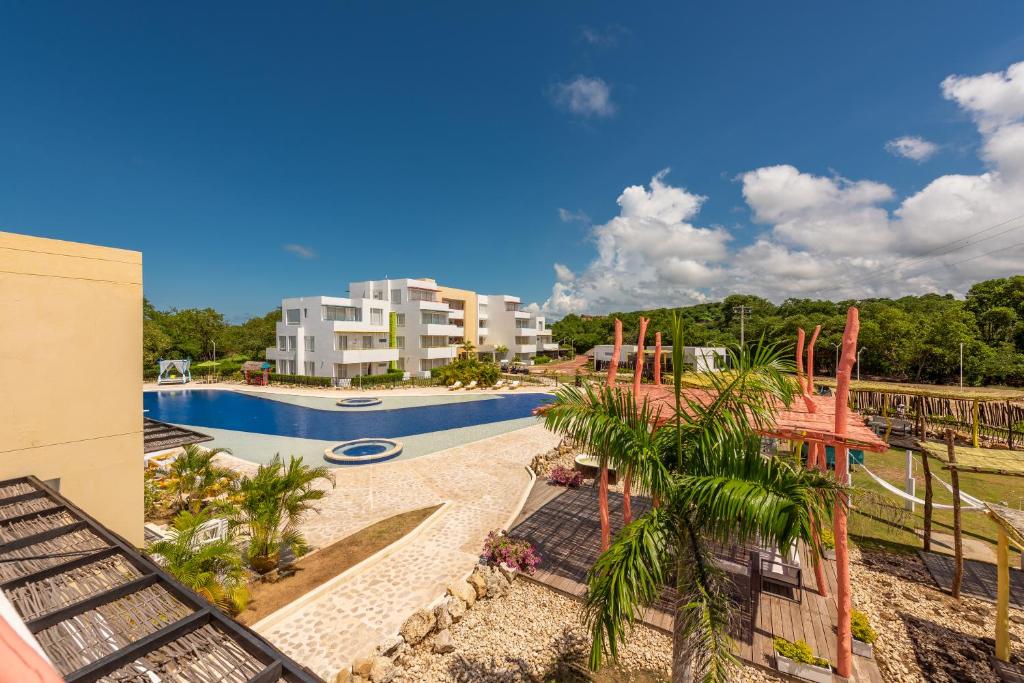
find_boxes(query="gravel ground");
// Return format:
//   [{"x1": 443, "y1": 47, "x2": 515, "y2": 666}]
[
  {"x1": 392, "y1": 579, "x2": 782, "y2": 682},
  {"x1": 850, "y1": 544, "x2": 1024, "y2": 682}
]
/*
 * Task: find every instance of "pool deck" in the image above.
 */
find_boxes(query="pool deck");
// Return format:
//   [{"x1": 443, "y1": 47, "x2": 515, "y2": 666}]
[{"x1": 217, "y1": 423, "x2": 559, "y2": 680}]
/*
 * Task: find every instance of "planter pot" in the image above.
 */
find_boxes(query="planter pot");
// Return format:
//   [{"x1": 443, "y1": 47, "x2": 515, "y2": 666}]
[
  {"x1": 823, "y1": 548, "x2": 836, "y2": 561},
  {"x1": 776, "y1": 654, "x2": 833, "y2": 683},
  {"x1": 852, "y1": 638, "x2": 874, "y2": 659}
]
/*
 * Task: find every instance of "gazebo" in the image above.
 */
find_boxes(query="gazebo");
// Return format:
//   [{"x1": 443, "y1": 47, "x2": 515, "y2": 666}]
[
  {"x1": 156, "y1": 359, "x2": 191, "y2": 384},
  {"x1": 242, "y1": 361, "x2": 270, "y2": 386}
]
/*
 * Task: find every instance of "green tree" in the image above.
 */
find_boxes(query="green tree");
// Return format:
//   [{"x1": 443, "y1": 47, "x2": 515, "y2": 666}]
[
  {"x1": 147, "y1": 509, "x2": 249, "y2": 613},
  {"x1": 168, "y1": 444, "x2": 235, "y2": 511},
  {"x1": 233, "y1": 455, "x2": 335, "y2": 573},
  {"x1": 543, "y1": 317, "x2": 841, "y2": 682}
]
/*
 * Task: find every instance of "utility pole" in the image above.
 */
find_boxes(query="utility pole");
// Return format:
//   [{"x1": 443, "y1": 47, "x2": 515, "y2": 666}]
[
  {"x1": 857, "y1": 346, "x2": 867, "y2": 382},
  {"x1": 960, "y1": 342, "x2": 964, "y2": 388},
  {"x1": 733, "y1": 305, "x2": 752, "y2": 347}
]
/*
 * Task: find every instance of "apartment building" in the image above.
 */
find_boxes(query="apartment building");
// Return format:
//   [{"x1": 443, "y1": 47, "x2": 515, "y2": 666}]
[{"x1": 267, "y1": 278, "x2": 556, "y2": 381}]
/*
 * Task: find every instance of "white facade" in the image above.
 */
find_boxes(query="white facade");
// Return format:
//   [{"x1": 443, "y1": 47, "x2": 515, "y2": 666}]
[
  {"x1": 476, "y1": 295, "x2": 555, "y2": 362},
  {"x1": 265, "y1": 295, "x2": 399, "y2": 382},
  {"x1": 593, "y1": 344, "x2": 727, "y2": 373}
]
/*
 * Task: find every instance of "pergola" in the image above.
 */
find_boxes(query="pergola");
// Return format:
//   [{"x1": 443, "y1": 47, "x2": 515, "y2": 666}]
[
  {"x1": 818, "y1": 378, "x2": 1024, "y2": 448},
  {"x1": 917, "y1": 440, "x2": 1024, "y2": 664}
]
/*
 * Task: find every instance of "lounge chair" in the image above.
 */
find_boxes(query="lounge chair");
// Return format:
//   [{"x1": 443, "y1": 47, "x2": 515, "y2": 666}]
[
  {"x1": 492, "y1": 379, "x2": 506, "y2": 389},
  {"x1": 508, "y1": 380, "x2": 520, "y2": 390},
  {"x1": 759, "y1": 540, "x2": 802, "y2": 602},
  {"x1": 448, "y1": 381, "x2": 463, "y2": 391},
  {"x1": 465, "y1": 380, "x2": 478, "y2": 390}
]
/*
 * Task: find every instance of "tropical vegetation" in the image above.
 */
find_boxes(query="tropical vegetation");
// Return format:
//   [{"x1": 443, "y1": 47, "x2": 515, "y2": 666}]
[
  {"x1": 432, "y1": 356, "x2": 501, "y2": 386},
  {"x1": 232, "y1": 455, "x2": 335, "y2": 573},
  {"x1": 167, "y1": 444, "x2": 236, "y2": 512},
  {"x1": 147, "y1": 509, "x2": 250, "y2": 613},
  {"x1": 542, "y1": 315, "x2": 843, "y2": 682},
  {"x1": 481, "y1": 531, "x2": 541, "y2": 574},
  {"x1": 773, "y1": 637, "x2": 830, "y2": 669},
  {"x1": 551, "y1": 275, "x2": 1024, "y2": 385},
  {"x1": 850, "y1": 609, "x2": 878, "y2": 645}
]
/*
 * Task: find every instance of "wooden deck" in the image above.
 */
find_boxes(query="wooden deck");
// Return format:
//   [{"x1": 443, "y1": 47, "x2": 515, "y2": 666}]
[
  {"x1": 510, "y1": 480, "x2": 882, "y2": 681},
  {"x1": 920, "y1": 550, "x2": 1024, "y2": 607}
]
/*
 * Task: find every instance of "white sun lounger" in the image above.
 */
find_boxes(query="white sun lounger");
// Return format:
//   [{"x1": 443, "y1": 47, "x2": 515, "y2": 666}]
[
  {"x1": 492, "y1": 379, "x2": 506, "y2": 389},
  {"x1": 465, "y1": 380, "x2": 478, "y2": 390},
  {"x1": 508, "y1": 380, "x2": 521, "y2": 390},
  {"x1": 448, "y1": 381, "x2": 463, "y2": 391}
]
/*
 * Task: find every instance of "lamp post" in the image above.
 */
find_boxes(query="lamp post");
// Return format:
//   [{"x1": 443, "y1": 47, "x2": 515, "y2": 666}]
[
  {"x1": 857, "y1": 346, "x2": 867, "y2": 382},
  {"x1": 960, "y1": 342, "x2": 964, "y2": 388},
  {"x1": 834, "y1": 342, "x2": 841, "y2": 376},
  {"x1": 212, "y1": 340, "x2": 217, "y2": 363}
]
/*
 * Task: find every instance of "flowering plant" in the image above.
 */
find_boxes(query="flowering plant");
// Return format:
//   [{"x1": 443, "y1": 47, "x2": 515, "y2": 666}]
[
  {"x1": 481, "y1": 531, "x2": 541, "y2": 574},
  {"x1": 548, "y1": 465, "x2": 584, "y2": 488}
]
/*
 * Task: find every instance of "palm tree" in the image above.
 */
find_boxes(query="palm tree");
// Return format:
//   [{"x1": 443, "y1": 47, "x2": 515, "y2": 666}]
[
  {"x1": 147, "y1": 509, "x2": 249, "y2": 613},
  {"x1": 543, "y1": 315, "x2": 842, "y2": 682},
  {"x1": 233, "y1": 455, "x2": 335, "y2": 573},
  {"x1": 494, "y1": 344, "x2": 509, "y2": 362},
  {"x1": 168, "y1": 444, "x2": 234, "y2": 511},
  {"x1": 460, "y1": 339, "x2": 476, "y2": 358}
]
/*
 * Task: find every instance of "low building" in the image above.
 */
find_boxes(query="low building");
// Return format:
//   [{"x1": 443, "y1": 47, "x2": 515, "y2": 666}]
[
  {"x1": 592, "y1": 344, "x2": 727, "y2": 374},
  {"x1": 0, "y1": 231, "x2": 144, "y2": 545}
]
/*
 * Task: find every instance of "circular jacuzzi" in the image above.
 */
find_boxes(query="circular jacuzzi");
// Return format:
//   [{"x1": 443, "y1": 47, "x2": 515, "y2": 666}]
[
  {"x1": 336, "y1": 397, "x2": 383, "y2": 407},
  {"x1": 325, "y1": 438, "x2": 403, "y2": 464}
]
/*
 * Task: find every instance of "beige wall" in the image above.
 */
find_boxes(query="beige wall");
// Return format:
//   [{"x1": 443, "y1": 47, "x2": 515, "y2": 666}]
[
  {"x1": 0, "y1": 231, "x2": 143, "y2": 545},
  {"x1": 437, "y1": 284, "x2": 478, "y2": 354}
]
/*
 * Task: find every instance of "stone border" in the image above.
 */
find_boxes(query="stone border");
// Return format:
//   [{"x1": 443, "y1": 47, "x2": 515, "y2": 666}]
[
  {"x1": 336, "y1": 397, "x2": 384, "y2": 407},
  {"x1": 252, "y1": 501, "x2": 452, "y2": 633},
  {"x1": 502, "y1": 466, "x2": 537, "y2": 531},
  {"x1": 324, "y1": 438, "x2": 404, "y2": 464}
]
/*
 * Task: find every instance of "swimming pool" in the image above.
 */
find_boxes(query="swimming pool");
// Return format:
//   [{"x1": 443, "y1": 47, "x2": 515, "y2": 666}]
[{"x1": 143, "y1": 390, "x2": 551, "y2": 441}]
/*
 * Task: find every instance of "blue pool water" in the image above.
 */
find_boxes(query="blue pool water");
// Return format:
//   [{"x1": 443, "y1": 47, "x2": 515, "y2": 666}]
[
  {"x1": 143, "y1": 390, "x2": 550, "y2": 441},
  {"x1": 343, "y1": 443, "x2": 389, "y2": 456}
]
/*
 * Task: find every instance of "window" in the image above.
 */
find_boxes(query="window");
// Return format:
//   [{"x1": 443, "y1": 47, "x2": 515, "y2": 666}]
[
  {"x1": 409, "y1": 289, "x2": 436, "y2": 302},
  {"x1": 362, "y1": 336, "x2": 373, "y2": 349},
  {"x1": 396, "y1": 336, "x2": 405, "y2": 349},
  {"x1": 336, "y1": 335, "x2": 349, "y2": 350},
  {"x1": 537, "y1": 320, "x2": 545, "y2": 330},
  {"x1": 515, "y1": 320, "x2": 530, "y2": 329},
  {"x1": 421, "y1": 311, "x2": 448, "y2": 325},
  {"x1": 288, "y1": 336, "x2": 297, "y2": 351},
  {"x1": 442, "y1": 298, "x2": 464, "y2": 311},
  {"x1": 479, "y1": 319, "x2": 487, "y2": 329},
  {"x1": 420, "y1": 358, "x2": 449, "y2": 371},
  {"x1": 278, "y1": 336, "x2": 287, "y2": 351},
  {"x1": 505, "y1": 302, "x2": 520, "y2": 312},
  {"x1": 370, "y1": 308, "x2": 384, "y2": 325},
  {"x1": 421, "y1": 335, "x2": 448, "y2": 348},
  {"x1": 373, "y1": 290, "x2": 384, "y2": 300},
  {"x1": 397, "y1": 357, "x2": 405, "y2": 370},
  {"x1": 322, "y1": 305, "x2": 361, "y2": 322},
  {"x1": 391, "y1": 289, "x2": 402, "y2": 304},
  {"x1": 304, "y1": 336, "x2": 315, "y2": 352},
  {"x1": 396, "y1": 313, "x2": 405, "y2": 327},
  {"x1": 286, "y1": 308, "x2": 301, "y2": 325},
  {"x1": 304, "y1": 361, "x2": 315, "y2": 375},
  {"x1": 515, "y1": 336, "x2": 531, "y2": 345}
]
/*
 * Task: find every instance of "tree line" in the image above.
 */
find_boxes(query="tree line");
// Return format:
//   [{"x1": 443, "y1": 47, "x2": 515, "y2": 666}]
[
  {"x1": 143, "y1": 298, "x2": 280, "y2": 371},
  {"x1": 550, "y1": 276, "x2": 1024, "y2": 386}
]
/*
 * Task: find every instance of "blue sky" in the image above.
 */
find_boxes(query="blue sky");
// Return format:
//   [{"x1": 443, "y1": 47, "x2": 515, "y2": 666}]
[{"x1": 3, "y1": 2, "x2": 1024, "y2": 319}]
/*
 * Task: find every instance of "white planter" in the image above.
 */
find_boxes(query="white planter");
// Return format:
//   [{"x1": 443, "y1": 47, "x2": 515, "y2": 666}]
[
  {"x1": 776, "y1": 653, "x2": 833, "y2": 683},
  {"x1": 852, "y1": 638, "x2": 874, "y2": 659}
]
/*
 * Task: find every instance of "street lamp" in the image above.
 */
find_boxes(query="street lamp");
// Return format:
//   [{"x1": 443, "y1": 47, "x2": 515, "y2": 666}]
[
  {"x1": 857, "y1": 346, "x2": 867, "y2": 382},
  {"x1": 834, "y1": 342, "x2": 841, "y2": 376},
  {"x1": 960, "y1": 342, "x2": 964, "y2": 389}
]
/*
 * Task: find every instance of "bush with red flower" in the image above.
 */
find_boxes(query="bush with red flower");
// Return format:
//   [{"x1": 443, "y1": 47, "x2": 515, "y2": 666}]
[
  {"x1": 481, "y1": 531, "x2": 540, "y2": 574},
  {"x1": 547, "y1": 465, "x2": 584, "y2": 488}
]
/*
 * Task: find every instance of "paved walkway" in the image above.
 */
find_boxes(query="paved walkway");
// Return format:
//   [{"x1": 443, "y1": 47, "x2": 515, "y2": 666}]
[{"x1": 218, "y1": 424, "x2": 559, "y2": 680}]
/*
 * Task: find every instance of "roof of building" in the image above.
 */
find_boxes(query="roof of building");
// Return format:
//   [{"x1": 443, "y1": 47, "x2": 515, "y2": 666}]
[
  {"x1": 918, "y1": 442, "x2": 1024, "y2": 476},
  {"x1": 143, "y1": 418, "x2": 214, "y2": 454},
  {"x1": 817, "y1": 378, "x2": 1024, "y2": 402},
  {"x1": 0, "y1": 475, "x2": 322, "y2": 682}
]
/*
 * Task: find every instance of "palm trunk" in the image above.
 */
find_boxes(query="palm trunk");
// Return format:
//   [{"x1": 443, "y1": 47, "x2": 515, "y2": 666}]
[
  {"x1": 623, "y1": 467, "x2": 633, "y2": 525},
  {"x1": 599, "y1": 462, "x2": 611, "y2": 551},
  {"x1": 672, "y1": 552, "x2": 695, "y2": 683}
]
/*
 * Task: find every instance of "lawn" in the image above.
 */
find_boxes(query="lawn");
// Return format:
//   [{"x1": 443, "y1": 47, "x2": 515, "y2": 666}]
[{"x1": 848, "y1": 447, "x2": 1024, "y2": 562}]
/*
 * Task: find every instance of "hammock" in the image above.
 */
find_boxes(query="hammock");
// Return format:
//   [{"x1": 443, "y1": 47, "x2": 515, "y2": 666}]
[
  {"x1": 856, "y1": 463, "x2": 984, "y2": 511},
  {"x1": 930, "y1": 471, "x2": 987, "y2": 509}
]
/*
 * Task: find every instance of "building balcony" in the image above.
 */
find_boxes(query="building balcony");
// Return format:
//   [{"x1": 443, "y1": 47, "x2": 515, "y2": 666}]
[
  {"x1": 412, "y1": 300, "x2": 449, "y2": 312},
  {"x1": 542, "y1": 343, "x2": 559, "y2": 351},
  {"x1": 333, "y1": 348, "x2": 400, "y2": 364},
  {"x1": 447, "y1": 309, "x2": 464, "y2": 320},
  {"x1": 537, "y1": 328, "x2": 552, "y2": 336},
  {"x1": 512, "y1": 343, "x2": 537, "y2": 354},
  {"x1": 514, "y1": 311, "x2": 531, "y2": 319},
  {"x1": 266, "y1": 348, "x2": 294, "y2": 360},
  {"x1": 420, "y1": 346, "x2": 457, "y2": 359},
  {"x1": 514, "y1": 327, "x2": 538, "y2": 337},
  {"x1": 422, "y1": 323, "x2": 461, "y2": 337},
  {"x1": 327, "y1": 320, "x2": 389, "y2": 334}
]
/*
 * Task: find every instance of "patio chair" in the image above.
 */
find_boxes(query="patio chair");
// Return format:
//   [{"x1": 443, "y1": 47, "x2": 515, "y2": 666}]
[
  {"x1": 465, "y1": 380, "x2": 478, "y2": 390},
  {"x1": 508, "y1": 380, "x2": 520, "y2": 390},
  {"x1": 448, "y1": 381, "x2": 463, "y2": 391},
  {"x1": 758, "y1": 540, "x2": 802, "y2": 602},
  {"x1": 492, "y1": 379, "x2": 506, "y2": 389}
]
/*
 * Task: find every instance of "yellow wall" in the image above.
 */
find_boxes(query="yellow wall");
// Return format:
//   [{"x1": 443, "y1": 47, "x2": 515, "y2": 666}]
[
  {"x1": 0, "y1": 231, "x2": 143, "y2": 545},
  {"x1": 437, "y1": 284, "x2": 478, "y2": 353}
]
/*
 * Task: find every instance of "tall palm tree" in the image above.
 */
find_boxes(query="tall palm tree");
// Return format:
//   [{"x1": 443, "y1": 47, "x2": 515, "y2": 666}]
[
  {"x1": 147, "y1": 509, "x2": 249, "y2": 613},
  {"x1": 169, "y1": 444, "x2": 234, "y2": 511},
  {"x1": 233, "y1": 455, "x2": 335, "y2": 573},
  {"x1": 543, "y1": 315, "x2": 842, "y2": 682}
]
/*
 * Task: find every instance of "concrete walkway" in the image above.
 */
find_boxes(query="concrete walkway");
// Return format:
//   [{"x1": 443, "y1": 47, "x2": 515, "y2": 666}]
[{"x1": 218, "y1": 424, "x2": 559, "y2": 680}]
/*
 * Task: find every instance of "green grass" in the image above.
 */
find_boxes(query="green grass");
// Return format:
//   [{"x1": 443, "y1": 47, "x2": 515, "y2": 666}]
[{"x1": 848, "y1": 447, "x2": 1024, "y2": 562}]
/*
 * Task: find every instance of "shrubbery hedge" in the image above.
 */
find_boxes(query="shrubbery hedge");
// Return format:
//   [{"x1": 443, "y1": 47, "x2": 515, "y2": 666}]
[
  {"x1": 346, "y1": 371, "x2": 405, "y2": 388},
  {"x1": 269, "y1": 373, "x2": 332, "y2": 387}
]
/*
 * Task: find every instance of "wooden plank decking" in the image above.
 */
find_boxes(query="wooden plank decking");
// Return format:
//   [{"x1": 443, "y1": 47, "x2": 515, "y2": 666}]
[
  {"x1": 920, "y1": 550, "x2": 1024, "y2": 607},
  {"x1": 510, "y1": 479, "x2": 882, "y2": 681}
]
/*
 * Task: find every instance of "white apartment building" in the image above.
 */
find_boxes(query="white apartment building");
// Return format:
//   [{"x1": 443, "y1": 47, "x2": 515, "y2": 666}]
[
  {"x1": 592, "y1": 344, "x2": 727, "y2": 373},
  {"x1": 267, "y1": 279, "x2": 557, "y2": 382}
]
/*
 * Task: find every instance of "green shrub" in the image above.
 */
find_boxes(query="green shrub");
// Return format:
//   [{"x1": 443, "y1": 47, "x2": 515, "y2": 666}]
[
  {"x1": 820, "y1": 527, "x2": 835, "y2": 550},
  {"x1": 533, "y1": 355, "x2": 552, "y2": 365},
  {"x1": 432, "y1": 358, "x2": 501, "y2": 386},
  {"x1": 773, "y1": 637, "x2": 830, "y2": 668},
  {"x1": 850, "y1": 609, "x2": 878, "y2": 644},
  {"x1": 347, "y1": 371, "x2": 405, "y2": 388},
  {"x1": 269, "y1": 373, "x2": 332, "y2": 387}
]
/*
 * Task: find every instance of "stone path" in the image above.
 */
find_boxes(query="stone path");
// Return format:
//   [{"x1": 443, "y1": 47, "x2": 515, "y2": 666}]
[{"x1": 218, "y1": 424, "x2": 559, "y2": 680}]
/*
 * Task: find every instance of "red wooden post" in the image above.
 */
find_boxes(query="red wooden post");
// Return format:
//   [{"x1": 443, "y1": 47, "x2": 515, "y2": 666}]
[
  {"x1": 806, "y1": 325, "x2": 820, "y2": 397},
  {"x1": 833, "y1": 307, "x2": 860, "y2": 679},
  {"x1": 598, "y1": 319, "x2": 622, "y2": 551},
  {"x1": 623, "y1": 317, "x2": 649, "y2": 527},
  {"x1": 796, "y1": 327, "x2": 806, "y2": 386},
  {"x1": 653, "y1": 332, "x2": 663, "y2": 386}
]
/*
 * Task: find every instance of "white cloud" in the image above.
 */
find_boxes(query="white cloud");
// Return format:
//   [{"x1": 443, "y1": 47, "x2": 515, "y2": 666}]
[
  {"x1": 537, "y1": 61, "x2": 1024, "y2": 315},
  {"x1": 283, "y1": 244, "x2": 316, "y2": 259},
  {"x1": 886, "y1": 135, "x2": 940, "y2": 161},
  {"x1": 580, "y1": 25, "x2": 629, "y2": 47},
  {"x1": 553, "y1": 263, "x2": 576, "y2": 282},
  {"x1": 552, "y1": 76, "x2": 615, "y2": 118},
  {"x1": 558, "y1": 208, "x2": 589, "y2": 223}
]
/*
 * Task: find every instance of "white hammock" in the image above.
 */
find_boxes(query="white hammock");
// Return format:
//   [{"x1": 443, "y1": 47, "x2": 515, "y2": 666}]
[
  {"x1": 930, "y1": 471, "x2": 987, "y2": 509},
  {"x1": 856, "y1": 463, "x2": 984, "y2": 511}
]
